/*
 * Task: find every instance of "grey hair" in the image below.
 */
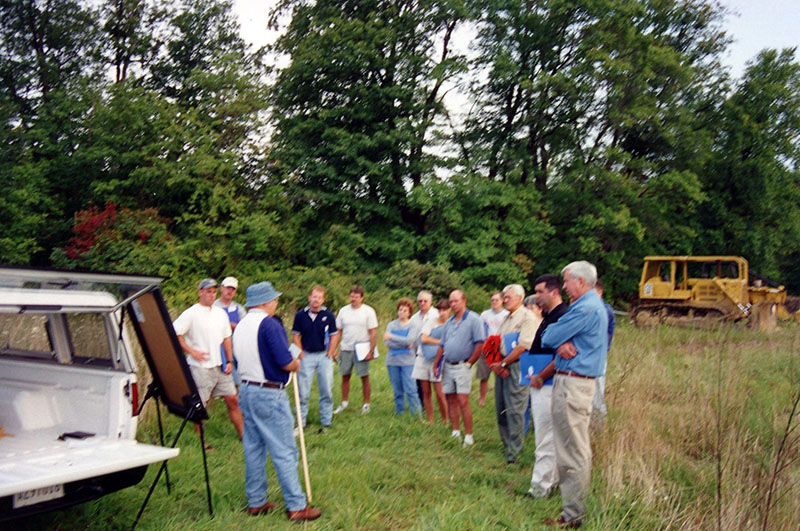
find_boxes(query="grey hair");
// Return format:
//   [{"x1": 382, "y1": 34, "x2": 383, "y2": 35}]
[
  {"x1": 523, "y1": 295, "x2": 538, "y2": 307},
  {"x1": 561, "y1": 261, "x2": 597, "y2": 288},
  {"x1": 417, "y1": 290, "x2": 433, "y2": 301},
  {"x1": 502, "y1": 284, "x2": 525, "y2": 298}
]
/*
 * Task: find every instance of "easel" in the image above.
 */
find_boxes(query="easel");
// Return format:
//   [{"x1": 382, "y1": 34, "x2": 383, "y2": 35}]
[{"x1": 131, "y1": 384, "x2": 210, "y2": 530}]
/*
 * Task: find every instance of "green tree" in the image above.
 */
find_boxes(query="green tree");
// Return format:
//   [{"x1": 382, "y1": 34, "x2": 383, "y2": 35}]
[
  {"x1": 701, "y1": 49, "x2": 800, "y2": 288},
  {"x1": 268, "y1": 0, "x2": 467, "y2": 255},
  {"x1": 0, "y1": 0, "x2": 104, "y2": 263}
]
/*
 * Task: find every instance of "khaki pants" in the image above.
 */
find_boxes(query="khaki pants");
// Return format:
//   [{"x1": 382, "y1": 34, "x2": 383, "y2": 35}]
[{"x1": 552, "y1": 374, "x2": 595, "y2": 522}]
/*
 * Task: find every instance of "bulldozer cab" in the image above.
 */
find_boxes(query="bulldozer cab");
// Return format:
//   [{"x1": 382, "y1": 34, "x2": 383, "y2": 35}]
[{"x1": 639, "y1": 256, "x2": 749, "y2": 308}]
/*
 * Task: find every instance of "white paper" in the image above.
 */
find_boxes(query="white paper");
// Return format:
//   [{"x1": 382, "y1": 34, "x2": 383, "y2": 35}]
[{"x1": 354, "y1": 341, "x2": 379, "y2": 361}]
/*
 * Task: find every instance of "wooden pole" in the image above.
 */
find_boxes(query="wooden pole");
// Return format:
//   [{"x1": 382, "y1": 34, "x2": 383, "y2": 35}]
[{"x1": 291, "y1": 371, "x2": 312, "y2": 502}]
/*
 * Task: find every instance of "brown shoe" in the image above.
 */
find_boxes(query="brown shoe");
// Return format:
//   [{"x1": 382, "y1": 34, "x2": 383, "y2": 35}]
[
  {"x1": 288, "y1": 506, "x2": 321, "y2": 521},
  {"x1": 543, "y1": 516, "x2": 581, "y2": 528},
  {"x1": 248, "y1": 501, "x2": 277, "y2": 516}
]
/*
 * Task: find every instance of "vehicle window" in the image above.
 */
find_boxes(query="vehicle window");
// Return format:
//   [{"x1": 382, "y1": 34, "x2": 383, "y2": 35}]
[
  {"x1": 0, "y1": 314, "x2": 54, "y2": 358},
  {"x1": 67, "y1": 313, "x2": 113, "y2": 365}
]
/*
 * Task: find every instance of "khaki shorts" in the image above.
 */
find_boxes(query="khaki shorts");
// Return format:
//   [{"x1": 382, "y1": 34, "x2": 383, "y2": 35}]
[
  {"x1": 475, "y1": 356, "x2": 491, "y2": 380},
  {"x1": 189, "y1": 365, "x2": 237, "y2": 404},
  {"x1": 442, "y1": 362, "x2": 472, "y2": 394},
  {"x1": 411, "y1": 355, "x2": 442, "y2": 382},
  {"x1": 338, "y1": 350, "x2": 370, "y2": 377}
]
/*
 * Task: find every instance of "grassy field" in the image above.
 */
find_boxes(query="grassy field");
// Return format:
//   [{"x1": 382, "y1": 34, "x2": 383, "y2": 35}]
[{"x1": 14, "y1": 320, "x2": 800, "y2": 530}]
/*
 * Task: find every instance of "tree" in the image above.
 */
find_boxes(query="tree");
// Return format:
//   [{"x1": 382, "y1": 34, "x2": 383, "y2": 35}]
[
  {"x1": 100, "y1": 0, "x2": 166, "y2": 82},
  {"x1": 0, "y1": 0, "x2": 105, "y2": 263},
  {"x1": 268, "y1": 0, "x2": 468, "y2": 254},
  {"x1": 700, "y1": 49, "x2": 800, "y2": 288}
]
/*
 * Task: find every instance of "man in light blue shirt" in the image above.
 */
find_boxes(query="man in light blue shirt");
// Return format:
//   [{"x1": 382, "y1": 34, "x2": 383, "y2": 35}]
[
  {"x1": 541, "y1": 261, "x2": 607, "y2": 528},
  {"x1": 433, "y1": 289, "x2": 485, "y2": 446}
]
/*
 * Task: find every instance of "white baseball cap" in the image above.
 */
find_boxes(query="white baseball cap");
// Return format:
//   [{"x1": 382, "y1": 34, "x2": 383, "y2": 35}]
[{"x1": 221, "y1": 277, "x2": 238, "y2": 289}]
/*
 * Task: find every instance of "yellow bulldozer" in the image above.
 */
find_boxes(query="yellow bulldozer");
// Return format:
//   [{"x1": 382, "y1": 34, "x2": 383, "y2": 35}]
[{"x1": 632, "y1": 256, "x2": 798, "y2": 330}]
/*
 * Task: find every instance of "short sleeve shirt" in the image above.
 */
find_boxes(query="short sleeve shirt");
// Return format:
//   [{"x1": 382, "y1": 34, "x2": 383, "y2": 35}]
[
  {"x1": 440, "y1": 309, "x2": 486, "y2": 362},
  {"x1": 497, "y1": 305, "x2": 538, "y2": 353},
  {"x1": 233, "y1": 309, "x2": 294, "y2": 384},
  {"x1": 335, "y1": 304, "x2": 378, "y2": 351},
  {"x1": 173, "y1": 303, "x2": 232, "y2": 369},
  {"x1": 481, "y1": 308, "x2": 509, "y2": 335}
]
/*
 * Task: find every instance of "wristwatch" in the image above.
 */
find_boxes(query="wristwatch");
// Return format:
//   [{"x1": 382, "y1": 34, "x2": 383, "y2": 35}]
[{"x1": 500, "y1": 361, "x2": 507, "y2": 369}]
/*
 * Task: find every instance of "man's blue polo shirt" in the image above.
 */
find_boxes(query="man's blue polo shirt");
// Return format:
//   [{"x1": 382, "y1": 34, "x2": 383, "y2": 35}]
[
  {"x1": 440, "y1": 309, "x2": 485, "y2": 362},
  {"x1": 291, "y1": 306, "x2": 337, "y2": 353},
  {"x1": 541, "y1": 289, "x2": 608, "y2": 377}
]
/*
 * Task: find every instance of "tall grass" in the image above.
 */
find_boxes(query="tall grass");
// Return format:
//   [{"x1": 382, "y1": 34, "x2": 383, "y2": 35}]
[{"x1": 14, "y1": 321, "x2": 800, "y2": 529}]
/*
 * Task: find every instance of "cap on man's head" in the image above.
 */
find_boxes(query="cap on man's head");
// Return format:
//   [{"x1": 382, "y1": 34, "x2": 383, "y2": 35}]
[
  {"x1": 198, "y1": 278, "x2": 218, "y2": 290},
  {"x1": 245, "y1": 281, "x2": 282, "y2": 307},
  {"x1": 221, "y1": 276, "x2": 238, "y2": 289}
]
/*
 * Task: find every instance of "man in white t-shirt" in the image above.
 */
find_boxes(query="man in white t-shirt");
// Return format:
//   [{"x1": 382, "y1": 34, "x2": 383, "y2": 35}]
[
  {"x1": 478, "y1": 291, "x2": 509, "y2": 406},
  {"x1": 332, "y1": 286, "x2": 378, "y2": 415},
  {"x1": 173, "y1": 278, "x2": 244, "y2": 446}
]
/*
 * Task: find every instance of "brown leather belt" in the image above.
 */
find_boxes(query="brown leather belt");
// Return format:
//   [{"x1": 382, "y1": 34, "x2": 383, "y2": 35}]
[
  {"x1": 241, "y1": 379, "x2": 285, "y2": 389},
  {"x1": 555, "y1": 369, "x2": 595, "y2": 380}
]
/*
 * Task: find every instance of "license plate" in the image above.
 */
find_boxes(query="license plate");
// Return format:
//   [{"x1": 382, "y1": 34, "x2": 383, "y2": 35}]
[{"x1": 13, "y1": 484, "x2": 65, "y2": 508}]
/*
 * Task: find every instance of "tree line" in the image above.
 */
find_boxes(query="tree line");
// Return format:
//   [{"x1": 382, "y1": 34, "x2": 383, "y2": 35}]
[{"x1": 2, "y1": 0, "x2": 799, "y2": 304}]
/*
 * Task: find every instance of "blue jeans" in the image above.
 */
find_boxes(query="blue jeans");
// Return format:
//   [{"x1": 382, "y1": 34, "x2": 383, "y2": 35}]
[
  {"x1": 298, "y1": 351, "x2": 333, "y2": 427},
  {"x1": 238, "y1": 384, "x2": 306, "y2": 511},
  {"x1": 387, "y1": 365, "x2": 421, "y2": 416}
]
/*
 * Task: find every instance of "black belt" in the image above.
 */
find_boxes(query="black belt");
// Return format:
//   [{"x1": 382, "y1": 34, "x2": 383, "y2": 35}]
[
  {"x1": 447, "y1": 361, "x2": 465, "y2": 365},
  {"x1": 555, "y1": 369, "x2": 594, "y2": 380},
  {"x1": 241, "y1": 379, "x2": 286, "y2": 389}
]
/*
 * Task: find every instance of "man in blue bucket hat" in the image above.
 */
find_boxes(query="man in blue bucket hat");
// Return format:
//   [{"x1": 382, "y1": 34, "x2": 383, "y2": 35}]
[{"x1": 232, "y1": 281, "x2": 321, "y2": 521}]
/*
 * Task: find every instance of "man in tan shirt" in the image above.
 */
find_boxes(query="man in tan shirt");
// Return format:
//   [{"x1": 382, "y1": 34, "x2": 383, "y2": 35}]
[{"x1": 489, "y1": 284, "x2": 539, "y2": 464}]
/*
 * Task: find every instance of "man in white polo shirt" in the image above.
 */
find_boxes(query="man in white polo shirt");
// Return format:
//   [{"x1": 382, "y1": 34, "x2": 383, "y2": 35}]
[{"x1": 173, "y1": 277, "x2": 244, "y2": 445}]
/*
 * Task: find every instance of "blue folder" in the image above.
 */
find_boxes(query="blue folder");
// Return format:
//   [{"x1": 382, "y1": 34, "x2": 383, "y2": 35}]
[
  {"x1": 389, "y1": 327, "x2": 412, "y2": 356},
  {"x1": 519, "y1": 352, "x2": 555, "y2": 386}
]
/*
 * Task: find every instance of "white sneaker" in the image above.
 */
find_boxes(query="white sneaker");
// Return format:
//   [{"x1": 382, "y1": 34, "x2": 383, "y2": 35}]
[
  {"x1": 361, "y1": 403, "x2": 370, "y2": 414},
  {"x1": 450, "y1": 430, "x2": 461, "y2": 440},
  {"x1": 333, "y1": 402, "x2": 348, "y2": 414},
  {"x1": 463, "y1": 434, "x2": 474, "y2": 446}
]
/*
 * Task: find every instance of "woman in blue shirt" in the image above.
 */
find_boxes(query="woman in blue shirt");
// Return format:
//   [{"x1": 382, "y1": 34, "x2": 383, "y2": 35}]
[{"x1": 383, "y1": 298, "x2": 422, "y2": 416}]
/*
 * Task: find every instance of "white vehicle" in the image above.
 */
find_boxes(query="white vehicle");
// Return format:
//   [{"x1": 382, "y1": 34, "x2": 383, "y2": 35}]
[{"x1": 0, "y1": 268, "x2": 184, "y2": 522}]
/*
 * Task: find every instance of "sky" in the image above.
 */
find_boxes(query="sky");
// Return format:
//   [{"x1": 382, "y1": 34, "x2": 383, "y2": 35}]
[{"x1": 232, "y1": 0, "x2": 800, "y2": 80}]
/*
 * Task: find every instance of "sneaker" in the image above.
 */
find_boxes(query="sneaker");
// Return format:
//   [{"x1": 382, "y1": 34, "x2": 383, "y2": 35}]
[
  {"x1": 463, "y1": 433, "x2": 474, "y2": 447},
  {"x1": 333, "y1": 402, "x2": 348, "y2": 414},
  {"x1": 526, "y1": 485, "x2": 551, "y2": 499},
  {"x1": 361, "y1": 403, "x2": 370, "y2": 414},
  {"x1": 450, "y1": 430, "x2": 462, "y2": 440},
  {"x1": 317, "y1": 426, "x2": 328, "y2": 435},
  {"x1": 288, "y1": 505, "x2": 322, "y2": 521}
]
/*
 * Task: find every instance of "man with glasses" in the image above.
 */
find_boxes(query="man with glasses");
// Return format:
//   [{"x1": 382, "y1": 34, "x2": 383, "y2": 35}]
[{"x1": 409, "y1": 290, "x2": 441, "y2": 421}]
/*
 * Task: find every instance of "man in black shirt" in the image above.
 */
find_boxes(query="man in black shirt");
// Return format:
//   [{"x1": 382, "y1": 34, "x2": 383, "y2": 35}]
[{"x1": 525, "y1": 274, "x2": 567, "y2": 499}]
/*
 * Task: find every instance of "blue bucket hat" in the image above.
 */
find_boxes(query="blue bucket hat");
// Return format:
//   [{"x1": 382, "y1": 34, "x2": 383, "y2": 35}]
[{"x1": 245, "y1": 281, "x2": 282, "y2": 307}]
